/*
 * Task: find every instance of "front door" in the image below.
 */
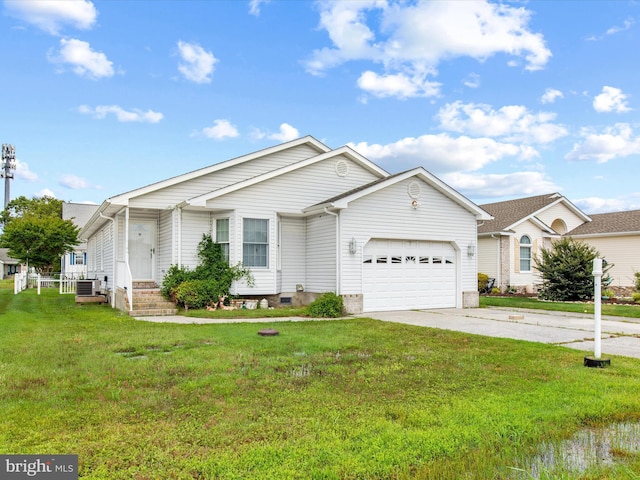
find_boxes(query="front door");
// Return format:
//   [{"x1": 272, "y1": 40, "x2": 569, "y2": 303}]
[{"x1": 129, "y1": 220, "x2": 156, "y2": 280}]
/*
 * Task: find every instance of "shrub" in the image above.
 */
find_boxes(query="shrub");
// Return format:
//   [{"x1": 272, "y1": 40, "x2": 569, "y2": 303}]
[
  {"x1": 308, "y1": 292, "x2": 344, "y2": 318},
  {"x1": 633, "y1": 292, "x2": 640, "y2": 304},
  {"x1": 491, "y1": 287, "x2": 501, "y2": 295},
  {"x1": 478, "y1": 273, "x2": 489, "y2": 292},
  {"x1": 635, "y1": 272, "x2": 640, "y2": 292},
  {"x1": 160, "y1": 265, "x2": 195, "y2": 301},
  {"x1": 535, "y1": 237, "x2": 612, "y2": 302},
  {"x1": 173, "y1": 279, "x2": 219, "y2": 310}
]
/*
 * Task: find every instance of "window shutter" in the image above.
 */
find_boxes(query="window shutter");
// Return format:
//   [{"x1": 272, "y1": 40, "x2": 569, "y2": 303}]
[
  {"x1": 532, "y1": 239, "x2": 538, "y2": 271},
  {"x1": 514, "y1": 237, "x2": 520, "y2": 273}
]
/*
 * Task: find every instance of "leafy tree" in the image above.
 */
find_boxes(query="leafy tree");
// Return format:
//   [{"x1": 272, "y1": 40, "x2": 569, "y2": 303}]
[
  {"x1": 535, "y1": 237, "x2": 611, "y2": 301},
  {"x1": 0, "y1": 196, "x2": 80, "y2": 273}
]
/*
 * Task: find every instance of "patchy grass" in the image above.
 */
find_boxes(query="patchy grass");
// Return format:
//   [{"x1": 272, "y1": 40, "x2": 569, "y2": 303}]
[
  {"x1": 2, "y1": 287, "x2": 640, "y2": 478},
  {"x1": 481, "y1": 295, "x2": 640, "y2": 318}
]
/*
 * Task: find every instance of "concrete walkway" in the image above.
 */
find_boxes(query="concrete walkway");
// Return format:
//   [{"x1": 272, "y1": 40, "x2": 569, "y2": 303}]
[{"x1": 136, "y1": 307, "x2": 640, "y2": 359}]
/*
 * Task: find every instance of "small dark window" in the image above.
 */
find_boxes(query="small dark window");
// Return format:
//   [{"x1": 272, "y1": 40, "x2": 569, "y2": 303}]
[
  {"x1": 376, "y1": 256, "x2": 388, "y2": 264},
  {"x1": 432, "y1": 256, "x2": 443, "y2": 264},
  {"x1": 419, "y1": 256, "x2": 430, "y2": 264},
  {"x1": 280, "y1": 297, "x2": 292, "y2": 305},
  {"x1": 391, "y1": 256, "x2": 402, "y2": 264}
]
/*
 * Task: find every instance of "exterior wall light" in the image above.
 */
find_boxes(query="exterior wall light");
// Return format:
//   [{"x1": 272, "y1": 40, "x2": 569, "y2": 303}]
[
  {"x1": 349, "y1": 237, "x2": 358, "y2": 255},
  {"x1": 467, "y1": 243, "x2": 476, "y2": 257}
]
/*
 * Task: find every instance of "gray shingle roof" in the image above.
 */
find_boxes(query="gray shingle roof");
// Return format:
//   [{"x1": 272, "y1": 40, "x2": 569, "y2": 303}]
[
  {"x1": 568, "y1": 209, "x2": 640, "y2": 235},
  {"x1": 478, "y1": 193, "x2": 563, "y2": 234},
  {"x1": 0, "y1": 248, "x2": 19, "y2": 264}
]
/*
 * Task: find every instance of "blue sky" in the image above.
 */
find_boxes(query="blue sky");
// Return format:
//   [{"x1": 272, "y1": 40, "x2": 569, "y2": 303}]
[{"x1": 1, "y1": 0, "x2": 639, "y2": 213}]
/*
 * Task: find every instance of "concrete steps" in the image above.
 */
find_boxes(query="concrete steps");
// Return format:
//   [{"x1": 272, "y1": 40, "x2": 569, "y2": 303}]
[{"x1": 128, "y1": 284, "x2": 178, "y2": 316}]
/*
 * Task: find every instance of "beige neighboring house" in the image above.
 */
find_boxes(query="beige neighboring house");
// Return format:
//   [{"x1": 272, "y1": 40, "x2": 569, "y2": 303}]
[
  {"x1": 477, "y1": 192, "x2": 640, "y2": 295},
  {"x1": 0, "y1": 248, "x2": 20, "y2": 279},
  {"x1": 568, "y1": 210, "x2": 640, "y2": 294}
]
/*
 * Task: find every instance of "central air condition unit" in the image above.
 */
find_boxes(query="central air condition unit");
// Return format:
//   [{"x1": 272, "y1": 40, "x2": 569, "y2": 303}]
[{"x1": 76, "y1": 279, "x2": 100, "y2": 296}]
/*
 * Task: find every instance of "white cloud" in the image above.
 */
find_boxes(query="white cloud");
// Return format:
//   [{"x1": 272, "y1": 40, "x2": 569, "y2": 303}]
[
  {"x1": 268, "y1": 123, "x2": 299, "y2": 142},
  {"x1": 48, "y1": 38, "x2": 115, "y2": 79},
  {"x1": 35, "y1": 188, "x2": 57, "y2": 199},
  {"x1": 593, "y1": 86, "x2": 631, "y2": 113},
  {"x1": 201, "y1": 119, "x2": 239, "y2": 140},
  {"x1": 463, "y1": 73, "x2": 480, "y2": 89},
  {"x1": 541, "y1": 88, "x2": 563, "y2": 104},
  {"x1": 357, "y1": 70, "x2": 441, "y2": 99},
  {"x1": 59, "y1": 174, "x2": 89, "y2": 189},
  {"x1": 436, "y1": 101, "x2": 568, "y2": 144},
  {"x1": 574, "y1": 196, "x2": 639, "y2": 214},
  {"x1": 78, "y1": 105, "x2": 163, "y2": 123},
  {"x1": 15, "y1": 160, "x2": 39, "y2": 182},
  {"x1": 606, "y1": 18, "x2": 634, "y2": 36},
  {"x1": 177, "y1": 41, "x2": 217, "y2": 84},
  {"x1": 565, "y1": 123, "x2": 640, "y2": 163},
  {"x1": 349, "y1": 134, "x2": 538, "y2": 174},
  {"x1": 442, "y1": 171, "x2": 560, "y2": 199},
  {"x1": 249, "y1": 0, "x2": 270, "y2": 16},
  {"x1": 4, "y1": 0, "x2": 97, "y2": 35},
  {"x1": 305, "y1": 1, "x2": 551, "y2": 98}
]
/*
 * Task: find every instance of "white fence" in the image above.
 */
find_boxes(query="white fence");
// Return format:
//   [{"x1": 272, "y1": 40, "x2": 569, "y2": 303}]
[{"x1": 14, "y1": 273, "x2": 80, "y2": 295}]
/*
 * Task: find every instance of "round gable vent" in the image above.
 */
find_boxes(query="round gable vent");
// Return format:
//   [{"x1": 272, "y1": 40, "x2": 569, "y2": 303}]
[
  {"x1": 335, "y1": 160, "x2": 349, "y2": 177},
  {"x1": 407, "y1": 181, "x2": 421, "y2": 199}
]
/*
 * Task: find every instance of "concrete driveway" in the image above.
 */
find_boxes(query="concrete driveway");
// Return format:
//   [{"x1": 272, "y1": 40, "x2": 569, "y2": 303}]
[
  {"x1": 366, "y1": 308, "x2": 640, "y2": 360},
  {"x1": 137, "y1": 307, "x2": 640, "y2": 360}
]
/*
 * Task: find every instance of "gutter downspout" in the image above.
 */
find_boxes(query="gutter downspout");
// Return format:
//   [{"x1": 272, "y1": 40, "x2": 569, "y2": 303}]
[
  {"x1": 324, "y1": 207, "x2": 341, "y2": 294},
  {"x1": 99, "y1": 212, "x2": 116, "y2": 308}
]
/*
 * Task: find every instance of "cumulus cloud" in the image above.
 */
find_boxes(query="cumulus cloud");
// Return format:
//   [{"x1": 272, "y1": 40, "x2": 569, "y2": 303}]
[
  {"x1": 201, "y1": 119, "x2": 239, "y2": 139},
  {"x1": 357, "y1": 70, "x2": 441, "y2": 99},
  {"x1": 177, "y1": 41, "x2": 217, "y2": 84},
  {"x1": 78, "y1": 105, "x2": 163, "y2": 123},
  {"x1": 15, "y1": 160, "x2": 39, "y2": 182},
  {"x1": 59, "y1": 174, "x2": 89, "y2": 189},
  {"x1": 349, "y1": 134, "x2": 538, "y2": 174},
  {"x1": 35, "y1": 188, "x2": 57, "y2": 199},
  {"x1": 305, "y1": 1, "x2": 551, "y2": 98},
  {"x1": 565, "y1": 123, "x2": 640, "y2": 163},
  {"x1": 541, "y1": 88, "x2": 563, "y2": 104},
  {"x1": 253, "y1": 123, "x2": 300, "y2": 142},
  {"x1": 48, "y1": 38, "x2": 115, "y2": 79},
  {"x1": 436, "y1": 101, "x2": 568, "y2": 144},
  {"x1": 442, "y1": 171, "x2": 560, "y2": 199},
  {"x1": 463, "y1": 73, "x2": 480, "y2": 89},
  {"x1": 574, "y1": 196, "x2": 639, "y2": 214},
  {"x1": 4, "y1": 0, "x2": 97, "y2": 35},
  {"x1": 593, "y1": 86, "x2": 631, "y2": 113}
]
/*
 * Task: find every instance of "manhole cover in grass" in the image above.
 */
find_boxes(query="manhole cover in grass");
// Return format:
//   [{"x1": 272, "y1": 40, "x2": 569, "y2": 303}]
[{"x1": 258, "y1": 329, "x2": 279, "y2": 336}]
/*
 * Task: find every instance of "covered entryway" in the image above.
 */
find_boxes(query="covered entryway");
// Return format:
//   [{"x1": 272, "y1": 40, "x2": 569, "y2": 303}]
[
  {"x1": 362, "y1": 239, "x2": 457, "y2": 312},
  {"x1": 128, "y1": 220, "x2": 156, "y2": 281}
]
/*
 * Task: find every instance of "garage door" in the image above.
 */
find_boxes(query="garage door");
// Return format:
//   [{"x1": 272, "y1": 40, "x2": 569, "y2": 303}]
[{"x1": 362, "y1": 239, "x2": 457, "y2": 312}]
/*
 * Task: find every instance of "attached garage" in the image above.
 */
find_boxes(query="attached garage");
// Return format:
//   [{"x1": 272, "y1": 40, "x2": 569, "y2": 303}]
[{"x1": 362, "y1": 239, "x2": 457, "y2": 312}]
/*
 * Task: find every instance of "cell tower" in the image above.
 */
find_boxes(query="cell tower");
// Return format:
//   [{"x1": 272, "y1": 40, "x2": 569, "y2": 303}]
[{"x1": 1, "y1": 144, "x2": 16, "y2": 209}]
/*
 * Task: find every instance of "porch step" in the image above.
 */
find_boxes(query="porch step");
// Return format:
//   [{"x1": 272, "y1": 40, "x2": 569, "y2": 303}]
[
  {"x1": 128, "y1": 287, "x2": 178, "y2": 316},
  {"x1": 133, "y1": 281, "x2": 159, "y2": 289}
]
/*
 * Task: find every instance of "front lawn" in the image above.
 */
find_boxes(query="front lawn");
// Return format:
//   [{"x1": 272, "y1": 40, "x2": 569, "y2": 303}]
[
  {"x1": 480, "y1": 295, "x2": 640, "y2": 318},
  {"x1": 2, "y1": 287, "x2": 640, "y2": 478}
]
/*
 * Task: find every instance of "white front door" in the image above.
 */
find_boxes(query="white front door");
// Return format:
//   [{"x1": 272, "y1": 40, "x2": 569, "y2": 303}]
[{"x1": 129, "y1": 220, "x2": 156, "y2": 280}]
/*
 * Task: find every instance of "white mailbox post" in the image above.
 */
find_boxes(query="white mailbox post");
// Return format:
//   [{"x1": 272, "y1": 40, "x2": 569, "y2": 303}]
[{"x1": 584, "y1": 258, "x2": 610, "y2": 367}]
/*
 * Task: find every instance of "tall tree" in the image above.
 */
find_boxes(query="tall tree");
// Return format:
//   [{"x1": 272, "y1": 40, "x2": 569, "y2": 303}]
[{"x1": 0, "y1": 196, "x2": 80, "y2": 273}]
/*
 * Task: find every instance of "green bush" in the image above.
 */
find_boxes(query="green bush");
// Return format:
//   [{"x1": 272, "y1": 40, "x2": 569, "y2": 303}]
[
  {"x1": 160, "y1": 265, "x2": 195, "y2": 301},
  {"x1": 635, "y1": 272, "x2": 640, "y2": 292},
  {"x1": 478, "y1": 273, "x2": 489, "y2": 292},
  {"x1": 536, "y1": 237, "x2": 612, "y2": 302},
  {"x1": 308, "y1": 292, "x2": 344, "y2": 318},
  {"x1": 633, "y1": 292, "x2": 640, "y2": 304},
  {"x1": 173, "y1": 279, "x2": 220, "y2": 310}
]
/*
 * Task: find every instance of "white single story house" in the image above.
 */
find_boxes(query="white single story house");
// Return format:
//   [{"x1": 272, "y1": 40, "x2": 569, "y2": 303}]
[
  {"x1": 478, "y1": 192, "x2": 640, "y2": 295},
  {"x1": 79, "y1": 136, "x2": 492, "y2": 314},
  {"x1": 0, "y1": 248, "x2": 20, "y2": 279}
]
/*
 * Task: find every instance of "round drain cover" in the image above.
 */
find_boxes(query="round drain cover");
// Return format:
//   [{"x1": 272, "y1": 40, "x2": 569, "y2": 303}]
[{"x1": 258, "y1": 329, "x2": 279, "y2": 336}]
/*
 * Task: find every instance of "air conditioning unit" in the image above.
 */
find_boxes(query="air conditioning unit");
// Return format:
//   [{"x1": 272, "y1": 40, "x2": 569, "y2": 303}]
[{"x1": 76, "y1": 279, "x2": 100, "y2": 296}]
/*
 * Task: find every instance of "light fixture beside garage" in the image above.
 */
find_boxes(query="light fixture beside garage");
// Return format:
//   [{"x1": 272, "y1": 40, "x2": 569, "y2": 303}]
[
  {"x1": 467, "y1": 243, "x2": 476, "y2": 257},
  {"x1": 349, "y1": 237, "x2": 358, "y2": 254}
]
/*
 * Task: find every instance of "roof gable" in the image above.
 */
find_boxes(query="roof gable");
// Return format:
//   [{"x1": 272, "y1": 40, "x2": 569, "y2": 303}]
[
  {"x1": 306, "y1": 167, "x2": 492, "y2": 220},
  {"x1": 478, "y1": 193, "x2": 590, "y2": 234}
]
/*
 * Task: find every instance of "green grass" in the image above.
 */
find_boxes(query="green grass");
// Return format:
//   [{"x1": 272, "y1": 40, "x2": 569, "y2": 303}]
[
  {"x1": 2, "y1": 285, "x2": 640, "y2": 478},
  {"x1": 480, "y1": 295, "x2": 640, "y2": 318}
]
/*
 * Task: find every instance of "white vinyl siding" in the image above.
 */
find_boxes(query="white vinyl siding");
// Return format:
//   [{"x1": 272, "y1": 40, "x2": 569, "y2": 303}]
[
  {"x1": 280, "y1": 217, "x2": 306, "y2": 292},
  {"x1": 129, "y1": 144, "x2": 323, "y2": 209},
  {"x1": 510, "y1": 220, "x2": 542, "y2": 287},
  {"x1": 577, "y1": 234, "x2": 640, "y2": 288},
  {"x1": 536, "y1": 202, "x2": 587, "y2": 233},
  {"x1": 478, "y1": 236, "x2": 499, "y2": 279},
  {"x1": 306, "y1": 214, "x2": 336, "y2": 293},
  {"x1": 179, "y1": 210, "x2": 211, "y2": 269},
  {"x1": 158, "y1": 210, "x2": 173, "y2": 280}
]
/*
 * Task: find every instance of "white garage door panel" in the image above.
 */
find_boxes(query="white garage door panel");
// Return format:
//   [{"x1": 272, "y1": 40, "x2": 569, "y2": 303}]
[{"x1": 363, "y1": 240, "x2": 456, "y2": 312}]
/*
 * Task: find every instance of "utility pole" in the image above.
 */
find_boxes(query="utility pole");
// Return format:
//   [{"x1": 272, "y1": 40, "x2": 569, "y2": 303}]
[{"x1": 1, "y1": 144, "x2": 16, "y2": 209}]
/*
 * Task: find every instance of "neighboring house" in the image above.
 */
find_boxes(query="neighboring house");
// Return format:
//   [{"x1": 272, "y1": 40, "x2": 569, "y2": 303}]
[
  {"x1": 568, "y1": 210, "x2": 640, "y2": 294},
  {"x1": 478, "y1": 193, "x2": 640, "y2": 295},
  {"x1": 79, "y1": 136, "x2": 491, "y2": 314},
  {"x1": 61, "y1": 202, "x2": 100, "y2": 278},
  {"x1": 478, "y1": 193, "x2": 591, "y2": 293},
  {"x1": 0, "y1": 248, "x2": 20, "y2": 279}
]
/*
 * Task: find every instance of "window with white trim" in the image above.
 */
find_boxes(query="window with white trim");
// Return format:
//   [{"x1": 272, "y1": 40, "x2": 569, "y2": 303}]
[
  {"x1": 215, "y1": 218, "x2": 230, "y2": 263},
  {"x1": 243, "y1": 218, "x2": 268, "y2": 267},
  {"x1": 520, "y1": 235, "x2": 532, "y2": 272}
]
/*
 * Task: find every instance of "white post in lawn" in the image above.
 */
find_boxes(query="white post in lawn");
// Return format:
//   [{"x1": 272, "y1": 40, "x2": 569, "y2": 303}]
[{"x1": 593, "y1": 258, "x2": 603, "y2": 359}]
